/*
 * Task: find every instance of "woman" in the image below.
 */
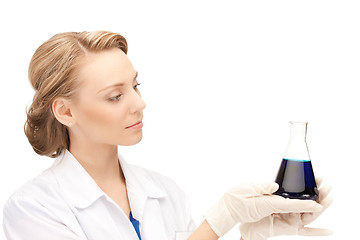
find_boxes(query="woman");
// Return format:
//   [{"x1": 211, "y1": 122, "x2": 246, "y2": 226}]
[{"x1": 3, "y1": 31, "x2": 332, "y2": 240}]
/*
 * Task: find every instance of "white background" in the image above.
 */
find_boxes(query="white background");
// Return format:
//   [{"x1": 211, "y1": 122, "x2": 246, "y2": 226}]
[{"x1": 0, "y1": 0, "x2": 359, "y2": 239}]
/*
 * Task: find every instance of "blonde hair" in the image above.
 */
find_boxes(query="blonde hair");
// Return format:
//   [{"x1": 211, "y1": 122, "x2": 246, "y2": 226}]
[{"x1": 25, "y1": 31, "x2": 128, "y2": 158}]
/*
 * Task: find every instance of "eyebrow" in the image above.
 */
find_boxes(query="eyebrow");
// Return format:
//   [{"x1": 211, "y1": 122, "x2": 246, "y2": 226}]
[{"x1": 97, "y1": 71, "x2": 138, "y2": 94}]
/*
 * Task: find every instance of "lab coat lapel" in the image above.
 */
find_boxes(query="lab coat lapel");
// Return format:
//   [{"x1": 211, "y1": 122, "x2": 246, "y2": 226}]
[
  {"x1": 53, "y1": 150, "x2": 138, "y2": 239},
  {"x1": 73, "y1": 198, "x2": 133, "y2": 239},
  {"x1": 118, "y1": 154, "x2": 169, "y2": 240},
  {"x1": 141, "y1": 198, "x2": 168, "y2": 240}
]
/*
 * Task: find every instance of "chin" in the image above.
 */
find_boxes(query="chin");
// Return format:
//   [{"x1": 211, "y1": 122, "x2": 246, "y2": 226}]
[{"x1": 119, "y1": 133, "x2": 143, "y2": 146}]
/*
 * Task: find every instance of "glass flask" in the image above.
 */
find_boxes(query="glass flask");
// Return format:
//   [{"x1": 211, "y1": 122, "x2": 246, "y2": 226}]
[{"x1": 274, "y1": 121, "x2": 319, "y2": 200}]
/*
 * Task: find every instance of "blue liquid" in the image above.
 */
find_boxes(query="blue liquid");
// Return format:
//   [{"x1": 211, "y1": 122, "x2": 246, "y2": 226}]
[{"x1": 274, "y1": 158, "x2": 318, "y2": 200}]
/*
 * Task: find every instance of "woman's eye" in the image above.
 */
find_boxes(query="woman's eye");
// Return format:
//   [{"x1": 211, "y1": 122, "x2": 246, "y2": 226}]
[
  {"x1": 108, "y1": 84, "x2": 140, "y2": 102},
  {"x1": 108, "y1": 94, "x2": 122, "y2": 102},
  {"x1": 133, "y1": 83, "x2": 141, "y2": 90}
]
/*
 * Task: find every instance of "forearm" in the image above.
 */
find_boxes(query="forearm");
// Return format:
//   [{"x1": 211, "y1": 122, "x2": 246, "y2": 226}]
[{"x1": 188, "y1": 220, "x2": 219, "y2": 240}]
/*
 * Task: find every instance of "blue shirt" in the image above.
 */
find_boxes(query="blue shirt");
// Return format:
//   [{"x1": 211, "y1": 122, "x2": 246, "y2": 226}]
[{"x1": 130, "y1": 211, "x2": 141, "y2": 240}]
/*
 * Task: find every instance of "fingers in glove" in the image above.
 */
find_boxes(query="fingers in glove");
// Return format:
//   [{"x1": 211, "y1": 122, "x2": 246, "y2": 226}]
[
  {"x1": 320, "y1": 191, "x2": 334, "y2": 210},
  {"x1": 301, "y1": 191, "x2": 333, "y2": 225},
  {"x1": 264, "y1": 195, "x2": 323, "y2": 214},
  {"x1": 226, "y1": 182, "x2": 279, "y2": 198},
  {"x1": 301, "y1": 185, "x2": 333, "y2": 224},
  {"x1": 317, "y1": 185, "x2": 332, "y2": 204},
  {"x1": 315, "y1": 177, "x2": 323, "y2": 188},
  {"x1": 250, "y1": 182, "x2": 280, "y2": 196},
  {"x1": 298, "y1": 227, "x2": 333, "y2": 236}
]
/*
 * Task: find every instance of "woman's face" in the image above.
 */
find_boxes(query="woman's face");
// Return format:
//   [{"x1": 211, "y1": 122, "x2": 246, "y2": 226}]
[{"x1": 70, "y1": 48, "x2": 146, "y2": 147}]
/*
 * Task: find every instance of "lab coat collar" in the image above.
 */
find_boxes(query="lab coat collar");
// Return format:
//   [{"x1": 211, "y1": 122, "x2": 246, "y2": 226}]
[
  {"x1": 119, "y1": 153, "x2": 167, "y2": 220},
  {"x1": 119, "y1": 153, "x2": 167, "y2": 199},
  {"x1": 51, "y1": 149, "x2": 105, "y2": 209},
  {"x1": 51, "y1": 149, "x2": 167, "y2": 218}
]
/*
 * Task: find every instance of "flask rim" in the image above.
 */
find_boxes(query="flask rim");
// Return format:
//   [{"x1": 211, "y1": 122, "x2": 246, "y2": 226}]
[{"x1": 289, "y1": 121, "x2": 308, "y2": 124}]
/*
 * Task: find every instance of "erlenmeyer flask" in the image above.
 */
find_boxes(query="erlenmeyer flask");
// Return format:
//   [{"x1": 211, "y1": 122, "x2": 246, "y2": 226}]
[{"x1": 274, "y1": 121, "x2": 319, "y2": 200}]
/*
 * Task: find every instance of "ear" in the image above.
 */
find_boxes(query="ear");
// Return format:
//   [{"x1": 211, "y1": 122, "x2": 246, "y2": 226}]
[{"x1": 52, "y1": 98, "x2": 75, "y2": 127}]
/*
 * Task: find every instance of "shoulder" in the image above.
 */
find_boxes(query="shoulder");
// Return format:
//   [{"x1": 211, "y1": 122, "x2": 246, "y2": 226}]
[
  {"x1": 5, "y1": 168, "x2": 56, "y2": 203},
  {"x1": 3, "y1": 167, "x2": 84, "y2": 239},
  {"x1": 3, "y1": 168, "x2": 54, "y2": 222},
  {"x1": 3, "y1": 167, "x2": 63, "y2": 219}
]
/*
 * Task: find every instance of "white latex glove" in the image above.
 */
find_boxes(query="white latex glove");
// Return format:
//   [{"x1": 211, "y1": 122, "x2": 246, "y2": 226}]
[
  {"x1": 204, "y1": 182, "x2": 323, "y2": 237},
  {"x1": 239, "y1": 178, "x2": 333, "y2": 240}
]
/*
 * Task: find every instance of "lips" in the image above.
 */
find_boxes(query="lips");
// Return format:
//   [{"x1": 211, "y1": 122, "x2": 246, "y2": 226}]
[{"x1": 126, "y1": 121, "x2": 142, "y2": 129}]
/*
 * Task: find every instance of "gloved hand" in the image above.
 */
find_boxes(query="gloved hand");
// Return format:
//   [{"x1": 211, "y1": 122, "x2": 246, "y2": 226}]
[
  {"x1": 239, "y1": 178, "x2": 333, "y2": 240},
  {"x1": 204, "y1": 182, "x2": 323, "y2": 237}
]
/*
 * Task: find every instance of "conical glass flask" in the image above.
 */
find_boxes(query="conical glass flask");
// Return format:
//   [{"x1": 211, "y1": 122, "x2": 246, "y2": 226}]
[{"x1": 274, "y1": 121, "x2": 319, "y2": 200}]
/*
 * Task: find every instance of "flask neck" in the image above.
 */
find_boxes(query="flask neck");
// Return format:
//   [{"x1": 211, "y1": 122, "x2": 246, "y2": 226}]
[
  {"x1": 289, "y1": 121, "x2": 307, "y2": 143},
  {"x1": 284, "y1": 121, "x2": 310, "y2": 161}
]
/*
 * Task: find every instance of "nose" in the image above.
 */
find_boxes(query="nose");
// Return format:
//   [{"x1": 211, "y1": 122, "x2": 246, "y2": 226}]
[{"x1": 129, "y1": 90, "x2": 146, "y2": 114}]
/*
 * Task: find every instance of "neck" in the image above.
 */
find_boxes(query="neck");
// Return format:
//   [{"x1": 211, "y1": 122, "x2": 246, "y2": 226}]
[{"x1": 68, "y1": 139, "x2": 125, "y2": 185}]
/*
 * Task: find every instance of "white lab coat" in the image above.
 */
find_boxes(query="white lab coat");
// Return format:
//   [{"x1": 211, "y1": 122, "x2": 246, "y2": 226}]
[{"x1": 3, "y1": 149, "x2": 196, "y2": 240}]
